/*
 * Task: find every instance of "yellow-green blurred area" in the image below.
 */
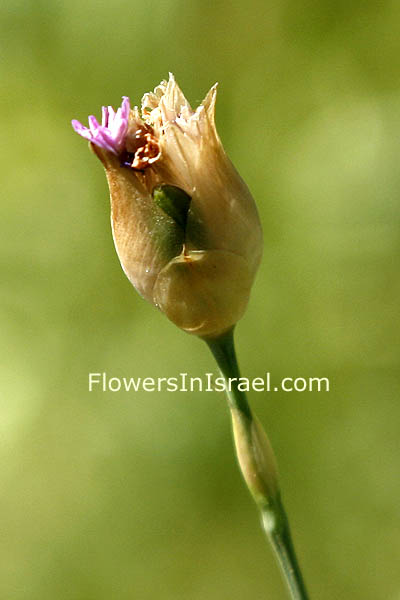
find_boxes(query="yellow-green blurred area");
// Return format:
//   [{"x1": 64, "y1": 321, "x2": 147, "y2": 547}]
[{"x1": 1, "y1": 0, "x2": 399, "y2": 598}]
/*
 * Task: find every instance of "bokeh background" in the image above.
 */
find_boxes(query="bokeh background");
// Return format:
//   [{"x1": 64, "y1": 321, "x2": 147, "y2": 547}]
[{"x1": 1, "y1": 1, "x2": 399, "y2": 598}]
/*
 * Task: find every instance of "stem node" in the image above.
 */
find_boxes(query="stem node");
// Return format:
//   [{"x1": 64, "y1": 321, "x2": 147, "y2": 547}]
[{"x1": 204, "y1": 328, "x2": 310, "y2": 600}]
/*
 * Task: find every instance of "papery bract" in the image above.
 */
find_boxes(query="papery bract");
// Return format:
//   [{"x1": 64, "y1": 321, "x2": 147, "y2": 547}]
[{"x1": 72, "y1": 74, "x2": 263, "y2": 338}]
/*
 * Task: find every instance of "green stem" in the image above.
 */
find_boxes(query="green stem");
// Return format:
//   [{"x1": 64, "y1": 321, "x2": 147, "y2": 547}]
[
  {"x1": 262, "y1": 500, "x2": 309, "y2": 600},
  {"x1": 205, "y1": 328, "x2": 309, "y2": 600}
]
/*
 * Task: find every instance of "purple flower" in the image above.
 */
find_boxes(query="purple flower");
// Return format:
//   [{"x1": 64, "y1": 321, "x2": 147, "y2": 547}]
[{"x1": 71, "y1": 96, "x2": 130, "y2": 155}]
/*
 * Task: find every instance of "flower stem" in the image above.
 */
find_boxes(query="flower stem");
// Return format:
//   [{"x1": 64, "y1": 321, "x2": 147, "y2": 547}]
[
  {"x1": 262, "y1": 500, "x2": 309, "y2": 600},
  {"x1": 205, "y1": 328, "x2": 309, "y2": 600}
]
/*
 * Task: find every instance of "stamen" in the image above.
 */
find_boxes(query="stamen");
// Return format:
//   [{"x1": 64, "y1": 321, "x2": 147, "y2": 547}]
[{"x1": 125, "y1": 125, "x2": 161, "y2": 171}]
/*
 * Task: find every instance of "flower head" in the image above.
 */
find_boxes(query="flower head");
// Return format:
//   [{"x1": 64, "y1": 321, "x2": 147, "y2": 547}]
[
  {"x1": 71, "y1": 74, "x2": 262, "y2": 338},
  {"x1": 71, "y1": 96, "x2": 130, "y2": 155}
]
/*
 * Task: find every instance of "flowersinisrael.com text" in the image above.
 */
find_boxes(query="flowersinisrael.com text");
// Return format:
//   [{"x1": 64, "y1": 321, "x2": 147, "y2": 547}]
[{"x1": 88, "y1": 372, "x2": 330, "y2": 393}]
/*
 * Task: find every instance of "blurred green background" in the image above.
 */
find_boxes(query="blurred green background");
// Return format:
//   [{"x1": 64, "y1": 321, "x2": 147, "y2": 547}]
[{"x1": 1, "y1": 1, "x2": 399, "y2": 598}]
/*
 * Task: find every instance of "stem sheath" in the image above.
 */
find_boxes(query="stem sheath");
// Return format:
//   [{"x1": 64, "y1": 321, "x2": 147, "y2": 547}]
[{"x1": 205, "y1": 328, "x2": 309, "y2": 600}]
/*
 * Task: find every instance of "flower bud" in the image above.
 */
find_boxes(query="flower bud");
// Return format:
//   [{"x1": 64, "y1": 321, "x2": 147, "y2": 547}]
[{"x1": 72, "y1": 74, "x2": 262, "y2": 338}]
